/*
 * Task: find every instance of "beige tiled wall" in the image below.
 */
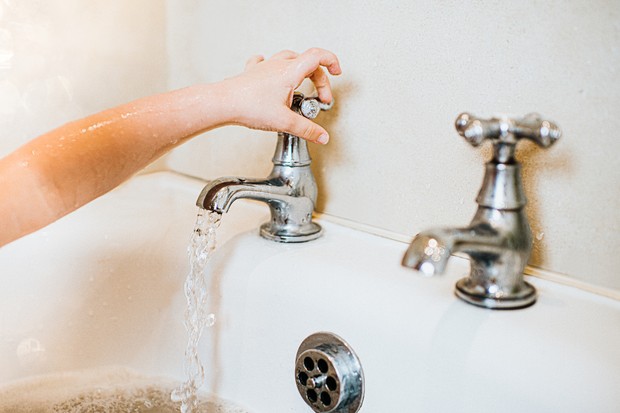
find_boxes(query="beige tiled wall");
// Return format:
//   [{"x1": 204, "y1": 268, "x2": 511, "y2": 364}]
[{"x1": 164, "y1": 1, "x2": 620, "y2": 291}]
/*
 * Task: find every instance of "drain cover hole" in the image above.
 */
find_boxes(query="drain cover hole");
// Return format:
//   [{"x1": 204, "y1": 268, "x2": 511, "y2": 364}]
[
  {"x1": 326, "y1": 375, "x2": 338, "y2": 391},
  {"x1": 298, "y1": 371, "x2": 309, "y2": 385},
  {"x1": 304, "y1": 356, "x2": 315, "y2": 371},
  {"x1": 320, "y1": 391, "x2": 332, "y2": 406},
  {"x1": 307, "y1": 389, "x2": 318, "y2": 403},
  {"x1": 317, "y1": 358, "x2": 329, "y2": 373}
]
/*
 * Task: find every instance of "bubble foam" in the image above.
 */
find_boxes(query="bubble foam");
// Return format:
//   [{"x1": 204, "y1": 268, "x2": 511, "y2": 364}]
[{"x1": 0, "y1": 366, "x2": 250, "y2": 413}]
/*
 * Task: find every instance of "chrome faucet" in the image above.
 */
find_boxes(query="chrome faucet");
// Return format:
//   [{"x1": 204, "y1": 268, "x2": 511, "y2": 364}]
[
  {"x1": 402, "y1": 113, "x2": 561, "y2": 309},
  {"x1": 196, "y1": 92, "x2": 332, "y2": 243}
]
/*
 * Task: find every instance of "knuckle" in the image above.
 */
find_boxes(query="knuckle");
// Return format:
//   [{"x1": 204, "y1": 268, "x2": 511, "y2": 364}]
[
  {"x1": 301, "y1": 123, "x2": 316, "y2": 139},
  {"x1": 305, "y1": 47, "x2": 322, "y2": 56}
]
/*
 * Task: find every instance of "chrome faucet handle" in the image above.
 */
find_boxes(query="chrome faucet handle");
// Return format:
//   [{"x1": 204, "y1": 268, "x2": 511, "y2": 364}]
[
  {"x1": 316, "y1": 98, "x2": 334, "y2": 112},
  {"x1": 292, "y1": 92, "x2": 334, "y2": 120},
  {"x1": 455, "y1": 112, "x2": 561, "y2": 162},
  {"x1": 272, "y1": 92, "x2": 335, "y2": 167}
]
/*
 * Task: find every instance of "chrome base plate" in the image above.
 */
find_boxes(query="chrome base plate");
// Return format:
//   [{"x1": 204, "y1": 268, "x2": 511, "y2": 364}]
[
  {"x1": 455, "y1": 278, "x2": 537, "y2": 310},
  {"x1": 260, "y1": 222, "x2": 323, "y2": 243}
]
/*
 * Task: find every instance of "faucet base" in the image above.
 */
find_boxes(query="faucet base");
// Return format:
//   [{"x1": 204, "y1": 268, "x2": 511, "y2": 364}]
[
  {"x1": 260, "y1": 222, "x2": 323, "y2": 243},
  {"x1": 455, "y1": 278, "x2": 537, "y2": 310}
]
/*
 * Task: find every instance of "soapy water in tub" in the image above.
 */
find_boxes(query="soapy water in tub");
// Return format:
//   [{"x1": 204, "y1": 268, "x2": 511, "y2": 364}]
[{"x1": 0, "y1": 366, "x2": 250, "y2": 413}]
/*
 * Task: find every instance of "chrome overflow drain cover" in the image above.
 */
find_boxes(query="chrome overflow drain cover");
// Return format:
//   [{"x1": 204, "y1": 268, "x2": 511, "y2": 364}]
[{"x1": 294, "y1": 332, "x2": 364, "y2": 413}]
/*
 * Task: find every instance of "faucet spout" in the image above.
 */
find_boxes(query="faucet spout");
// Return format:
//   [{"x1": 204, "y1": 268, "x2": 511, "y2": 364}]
[
  {"x1": 197, "y1": 177, "x2": 290, "y2": 214},
  {"x1": 402, "y1": 225, "x2": 502, "y2": 277},
  {"x1": 404, "y1": 206, "x2": 535, "y2": 309},
  {"x1": 196, "y1": 133, "x2": 322, "y2": 242},
  {"x1": 196, "y1": 170, "x2": 321, "y2": 243}
]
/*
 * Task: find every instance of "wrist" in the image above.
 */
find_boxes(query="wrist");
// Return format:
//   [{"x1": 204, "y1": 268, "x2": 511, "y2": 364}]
[
  {"x1": 203, "y1": 79, "x2": 239, "y2": 127},
  {"x1": 177, "y1": 82, "x2": 234, "y2": 132}
]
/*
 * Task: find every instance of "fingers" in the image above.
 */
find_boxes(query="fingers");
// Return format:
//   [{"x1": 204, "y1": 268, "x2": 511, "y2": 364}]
[
  {"x1": 308, "y1": 66, "x2": 333, "y2": 104},
  {"x1": 245, "y1": 50, "x2": 297, "y2": 71},
  {"x1": 244, "y1": 54, "x2": 264, "y2": 70},
  {"x1": 282, "y1": 110, "x2": 330, "y2": 145},
  {"x1": 240, "y1": 48, "x2": 341, "y2": 144},
  {"x1": 297, "y1": 48, "x2": 342, "y2": 77},
  {"x1": 270, "y1": 49, "x2": 299, "y2": 60},
  {"x1": 293, "y1": 48, "x2": 341, "y2": 104}
]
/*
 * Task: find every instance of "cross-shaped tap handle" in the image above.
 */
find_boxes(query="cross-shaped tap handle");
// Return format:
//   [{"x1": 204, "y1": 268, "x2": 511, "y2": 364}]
[{"x1": 455, "y1": 112, "x2": 561, "y2": 162}]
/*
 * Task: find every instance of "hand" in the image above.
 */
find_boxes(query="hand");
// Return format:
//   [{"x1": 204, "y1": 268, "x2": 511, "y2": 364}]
[{"x1": 218, "y1": 48, "x2": 342, "y2": 144}]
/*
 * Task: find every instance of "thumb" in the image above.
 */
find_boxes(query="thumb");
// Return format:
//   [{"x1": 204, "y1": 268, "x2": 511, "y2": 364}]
[{"x1": 282, "y1": 111, "x2": 330, "y2": 144}]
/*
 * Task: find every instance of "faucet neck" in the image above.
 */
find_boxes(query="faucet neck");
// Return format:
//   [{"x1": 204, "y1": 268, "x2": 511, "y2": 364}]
[
  {"x1": 476, "y1": 162, "x2": 526, "y2": 210},
  {"x1": 492, "y1": 142, "x2": 516, "y2": 163},
  {"x1": 272, "y1": 133, "x2": 312, "y2": 167}
]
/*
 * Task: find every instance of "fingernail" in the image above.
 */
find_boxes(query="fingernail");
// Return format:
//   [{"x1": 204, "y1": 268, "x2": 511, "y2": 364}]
[{"x1": 317, "y1": 134, "x2": 329, "y2": 144}]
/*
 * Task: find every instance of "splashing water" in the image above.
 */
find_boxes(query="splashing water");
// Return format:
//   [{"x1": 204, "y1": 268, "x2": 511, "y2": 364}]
[{"x1": 171, "y1": 208, "x2": 222, "y2": 413}]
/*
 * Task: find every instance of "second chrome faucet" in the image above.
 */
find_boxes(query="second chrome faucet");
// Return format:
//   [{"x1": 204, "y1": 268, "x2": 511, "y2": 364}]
[
  {"x1": 403, "y1": 113, "x2": 561, "y2": 310},
  {"x1": 196, "y1": 93, "x2": 330, "y2": 243}
]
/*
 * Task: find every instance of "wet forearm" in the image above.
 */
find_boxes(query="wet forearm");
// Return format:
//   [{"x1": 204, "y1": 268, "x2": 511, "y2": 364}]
[{"x1": 0, "y1": 83, "x2": 227, "y2": 246}]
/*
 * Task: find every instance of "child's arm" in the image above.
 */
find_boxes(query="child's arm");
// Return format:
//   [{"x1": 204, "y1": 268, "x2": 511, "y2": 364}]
[{"x1": 0, "y1": 48, "x2": 342, "y2": 247}]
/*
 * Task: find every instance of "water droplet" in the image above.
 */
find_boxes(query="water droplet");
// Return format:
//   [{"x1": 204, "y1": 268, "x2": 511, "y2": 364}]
[
  {"x1": 536, "y1": 232, "x2": 544, "y2": 241},
  {"x1": 206, "y1": 313, "x2": 216, "y2": 327}
]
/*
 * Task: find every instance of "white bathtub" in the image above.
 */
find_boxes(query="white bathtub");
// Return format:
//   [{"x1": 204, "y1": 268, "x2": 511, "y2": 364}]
[{"x1": 1, "y1": 172, "x2": 619, "y2": 412}]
